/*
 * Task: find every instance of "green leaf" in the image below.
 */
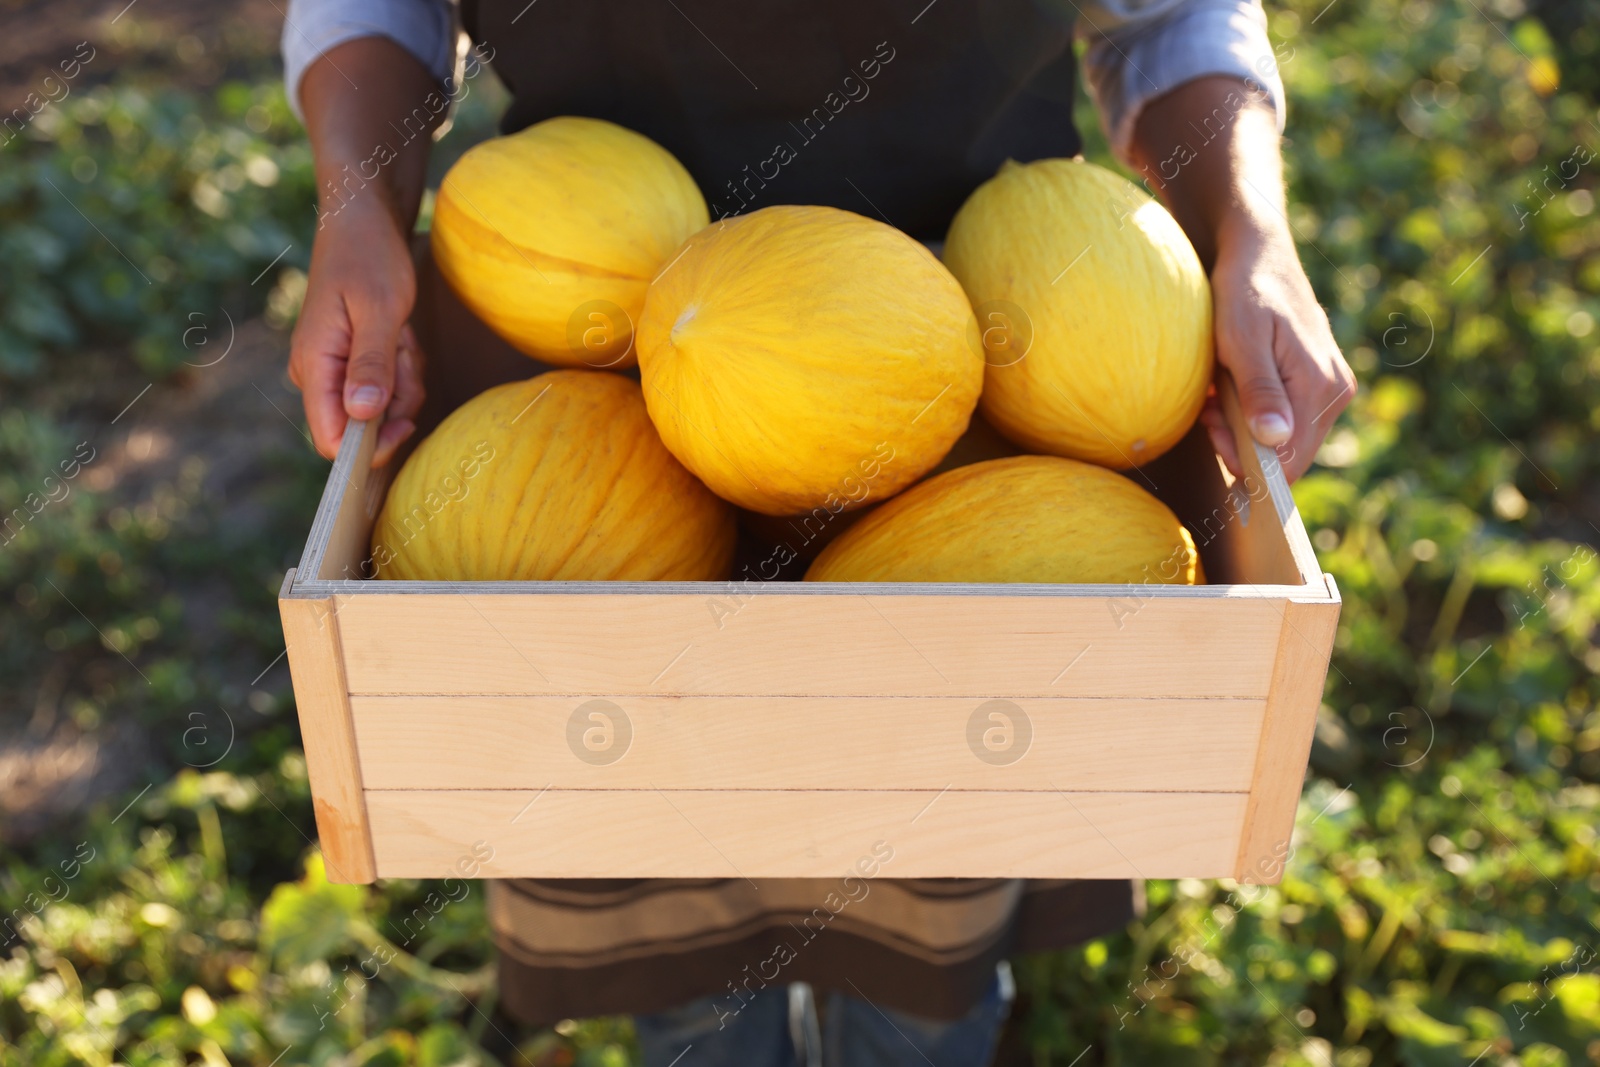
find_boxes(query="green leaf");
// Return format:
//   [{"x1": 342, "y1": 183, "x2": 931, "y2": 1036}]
[
  {"x1": 259, "y1": 853, "x2": 366, "y2": 968},
  {"x1": 415, "y1": 1023, "x2": 480, "y2": 1067}
]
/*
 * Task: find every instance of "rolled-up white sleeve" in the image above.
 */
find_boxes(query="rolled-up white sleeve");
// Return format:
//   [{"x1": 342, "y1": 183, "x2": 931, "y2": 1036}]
[
  {"x1": 1079, "y1": 0, "x2": 1287, "y2": 164},
  {"x1": 280, "y1": 0, "x2": 456, "y2": 121}
]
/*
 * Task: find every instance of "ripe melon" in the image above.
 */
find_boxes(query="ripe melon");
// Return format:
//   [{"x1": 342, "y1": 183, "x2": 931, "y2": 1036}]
[
  {"x1": 372, "y1": 370, "x2": 735, "y2": 581},
  {"x1": 943, "y1": 158, "x2": 1213, "y2": 469},
  {"x1": 805, "y1": 455, "x2": 1204, "y2": 585},
  {"x1": 430, "y1": 117, "x2": 709, "y2": 369},
  {"x1": 636, "y1": 205, "x2": 983, "y2": 516}
]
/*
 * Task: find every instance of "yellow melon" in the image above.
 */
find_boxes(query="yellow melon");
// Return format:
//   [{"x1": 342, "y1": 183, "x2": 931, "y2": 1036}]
[
  {"x1": 943, "y1": 158, "x2": 1213, "y2": 469},
  {"x1": 805, "y1": 455, "x2": 1204, "y2": 585},
  {"x1": 730, "y1": 412, "x2": 1022, "y2": 579},
  {"x1": 372, "y1": 370, "x2": 734, "y2": 581},
  {"x1": 430, "y1": 117, "x2": 709, "y2": 368},
  {"x1": 637, "y1": 205, "x2": 983, "y2": 516}
]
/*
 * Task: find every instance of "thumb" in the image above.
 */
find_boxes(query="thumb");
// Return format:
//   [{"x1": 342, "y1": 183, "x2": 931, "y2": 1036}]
[
  {"x1": 1221, "y1": 323, "x2": 1295, "y2": 449},
  {"x1": 343, "y1": 299, "x2": 403, "y2": 421}
]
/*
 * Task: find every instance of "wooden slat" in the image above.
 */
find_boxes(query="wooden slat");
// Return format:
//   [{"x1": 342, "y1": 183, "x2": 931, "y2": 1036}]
[
  {"x1": 278, "y1": 571, "x2": 377, "y2": 884},
  {"x1": 296, "y1": 417, "x2": 393, "y2": 583},
  {"x1": 298, "y1": 576, "x2": 1323, "y2": 598},
  {"x1": 351, "y1": 694, "x2": 1264, "y2": 791},
  {"x1": 1232, "y1": 597, "x2": 1341, "y2": 883},
  {"x1": 366, "y1": 788, "x2": 1247, "y2": 879},
  {"x1": 334, "y1": 592, "x2": 1285, "y2": 698},
  {"x1": 1217, "y1": 371, "x2": 1325, "y2": 588}
]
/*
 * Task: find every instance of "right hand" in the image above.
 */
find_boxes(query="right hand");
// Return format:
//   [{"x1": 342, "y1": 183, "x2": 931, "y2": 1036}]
[{"x1": 289, "y1": 196, "x2": 426, "y2": 467}]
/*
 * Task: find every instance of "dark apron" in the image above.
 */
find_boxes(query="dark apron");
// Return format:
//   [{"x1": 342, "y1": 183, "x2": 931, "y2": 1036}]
[{"x1": 461, "y1": 0, "x2": 1081, "y2": 239}]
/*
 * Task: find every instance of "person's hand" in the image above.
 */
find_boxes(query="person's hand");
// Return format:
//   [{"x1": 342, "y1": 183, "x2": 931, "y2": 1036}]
[
  {"x1": 289, "y1": 38, "x2": 443, "y2": 468},
  {"x1": 1124, "y1": 78, "x2": 1357, "y2": 483},
  {"x1": 1199, "y1": 222, "x2": 1357, "y2": 483},
  {"x1": 288, "y1": 196, "x2": 425, "y2": 467}
]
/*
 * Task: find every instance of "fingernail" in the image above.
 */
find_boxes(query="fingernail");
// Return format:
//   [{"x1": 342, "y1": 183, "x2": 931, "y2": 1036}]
[
  {"x1": 348, "y1": 385, "x2": 384, "y2": 409},
  {"x1": 1251, "y1": 413, "x2": 1291, "y2": 444}
]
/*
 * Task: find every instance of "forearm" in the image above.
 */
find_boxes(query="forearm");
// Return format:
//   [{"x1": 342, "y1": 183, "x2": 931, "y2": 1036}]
[
  {"x1": 301, "y1": 36, "x2": 443, "y2": 233},
  {"x1": 1126, "y1": 75, "x2": 1289, "y2": 269},
  {"x1": 1125, "y1": 76, "x2": 1354, "y2": 481}
]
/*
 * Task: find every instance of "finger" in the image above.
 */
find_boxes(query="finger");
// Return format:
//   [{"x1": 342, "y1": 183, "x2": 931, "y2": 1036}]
[
  {"x1": 389, "y1": 324, "x2": 427, "y2": 422},
  {"x1": 1198, "y1": 396, "x2": 1242, "y2": 478},
  {"x1": 1279, "y1": 350, "x2": 1356, "y2": 482},
  {"x1": 373, "y1": 418, "x2": 416, "y2": 468},
  {"x1": 343, "y1": 294, "x2": 404, "y2": 422},
  {"x1": 1217, "y1": 308, "x2": 1295, "y2": 449},
  {"x1": 372, "y1": 326, "x2": 427, "y2": 468},
  {"x1": 289, "y1": 288, "x2": 356, "y2": 460},
  {"x1": 1271, "y1": 300, "x2": 1355, "y2": 481}
]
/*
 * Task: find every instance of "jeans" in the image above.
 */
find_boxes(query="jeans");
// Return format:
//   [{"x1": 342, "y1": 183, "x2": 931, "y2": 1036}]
[{"x1": 633, "y1": 962, "x2": 1014, "y2": 1067}]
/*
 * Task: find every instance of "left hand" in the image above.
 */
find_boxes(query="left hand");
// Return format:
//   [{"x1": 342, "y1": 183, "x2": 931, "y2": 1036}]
[{"x1": 1200, "y1": 222, "x2": 1357, "y2": 483}]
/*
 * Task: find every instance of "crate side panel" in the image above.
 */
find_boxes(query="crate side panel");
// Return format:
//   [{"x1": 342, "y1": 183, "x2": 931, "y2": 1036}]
[
  {"x1": 336, "y1": 593, "x2": 1282, "y2": 698},
  {"x1": 366, "y1": 789, "x2": 1245, "y2": 879},
  {"x1": 351, "y1": 694, "x2": 1264, "y2": 791}
]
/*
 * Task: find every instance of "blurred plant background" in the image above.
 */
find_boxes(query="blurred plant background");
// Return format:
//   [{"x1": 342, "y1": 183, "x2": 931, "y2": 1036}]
[{"x1": 0, "y1": 0, "x2": 1596, "y2": 1063}]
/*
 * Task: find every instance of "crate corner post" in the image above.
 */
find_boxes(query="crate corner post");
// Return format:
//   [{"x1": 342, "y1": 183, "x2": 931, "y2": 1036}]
[
  {"x1": 1231, "y1": 591, "x2": 1342, "y2": 885},
  {"x1": 279, "y1": 569, "x2": 378, "y2": 885}
]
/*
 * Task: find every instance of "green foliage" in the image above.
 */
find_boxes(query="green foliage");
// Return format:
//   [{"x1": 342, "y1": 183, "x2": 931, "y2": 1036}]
[
  {"x1": 3, "y1": 0, "x2": 1599, "y2": 1062},
  {"x1": 0, "y1": 766, "x2": 522, "y2": 1067},
  {"x1": 0, "y1": 80, "x2": 314, "y2": 381},
  {"x1": 259, "y1": 856, "x2": 367, "y2": 970}
]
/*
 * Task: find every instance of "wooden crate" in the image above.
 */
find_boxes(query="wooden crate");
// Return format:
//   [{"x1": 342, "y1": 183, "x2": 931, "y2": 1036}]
[{"x1": 279, "y1": 374, "x2": 1338, "y2": 886}]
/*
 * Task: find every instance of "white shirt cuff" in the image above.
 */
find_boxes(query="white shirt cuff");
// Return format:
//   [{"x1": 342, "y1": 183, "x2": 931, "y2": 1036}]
[
  {"x1": 280, "y1": 0, "x2": 456, "y2": 122},
  {"x1": 1081, "y1": 0, "x2": 1287, "y2": 165}
]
